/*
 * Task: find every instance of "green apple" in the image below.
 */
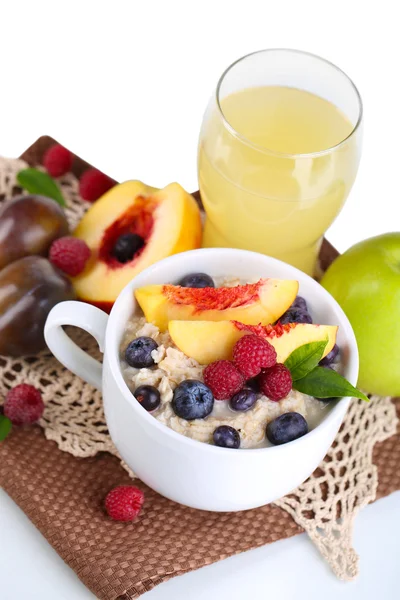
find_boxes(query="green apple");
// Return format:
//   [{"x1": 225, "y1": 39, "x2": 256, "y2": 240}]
[{"x1": 320, "y1": 232, "x2": 400, "y2": 396}]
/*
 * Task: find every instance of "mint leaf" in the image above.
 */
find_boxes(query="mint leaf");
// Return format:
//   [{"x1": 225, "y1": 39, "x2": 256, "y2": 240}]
[
  {"x1": 0, "y1": 414, "x2": 12, "y2": 441},
  {"x1": 284, "y1": 339, "x2": 328, "y2": 381},
  {"x1": 17, "y1": 168, "x2": 66, "y2": 207},
  {"x1": 293, "y1": 366, "x2": 369, "y2": 402}
]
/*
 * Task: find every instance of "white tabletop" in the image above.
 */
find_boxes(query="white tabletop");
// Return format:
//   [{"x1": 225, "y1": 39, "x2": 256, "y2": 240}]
[{"x1": 1, "y1": 1, "x2": 400, "y2": 598}]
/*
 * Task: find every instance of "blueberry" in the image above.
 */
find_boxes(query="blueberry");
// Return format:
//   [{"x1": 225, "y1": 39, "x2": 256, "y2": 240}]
[
  {"x1": 314, "y1": 395, "x2": 338, "y2": 402},
  {"x1": 229, "y1": 389, "x2": 257, "y2": 412},
  {"x1": 125, "y1": 336, "x2": 158, "y2": 368},
  {"x1": 178, "y1": 273, "x2": 215, "y2": 288},
  {"x1": 213, "y1": 425, "x2": 240, "y2": 449},
  {"x1": 112, "y1": 233, "x2": 144, "y2": 263},
  {"x1": 291, "y1": 296, "x2": 308, "y2": 311},
  {"x1": 172, "y1": 380, "x2": 214, "y2": 420},
  {"x1": 134, "y1": 385, "x2": 161, "y2": 411},
  {"x1": 280, "y1": 307, "x2": 313, "y2": 324},
  {"x1": 319, "y1": 344, "x2": 340, "y2": 367},
  {"x1": 266, "y1": 412, "x2": 308, "y2": 445},
  {"x1": 244, "y1": 377, "x2": 260, "y2": 393}
]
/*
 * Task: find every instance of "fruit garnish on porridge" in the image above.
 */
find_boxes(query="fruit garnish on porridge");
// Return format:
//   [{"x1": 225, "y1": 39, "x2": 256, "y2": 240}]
[
  {"x1": 134, "y1": 278, "x2": 298, "y2": 331},
  {"x1": 168, "y1": 320, "x2": 337, "y2": 365},
  {"x1": 120, "y1": 273, "x2": 368, "y2": 450}
]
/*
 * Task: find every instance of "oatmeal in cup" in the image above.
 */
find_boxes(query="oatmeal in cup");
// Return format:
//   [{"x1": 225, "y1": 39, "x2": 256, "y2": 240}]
[
  {"x1": 45, "y1": 249, "x2": 359, "y2": 511},
  {"x1": 120, "y1": 275, "x2": 341, "y2": 450}
]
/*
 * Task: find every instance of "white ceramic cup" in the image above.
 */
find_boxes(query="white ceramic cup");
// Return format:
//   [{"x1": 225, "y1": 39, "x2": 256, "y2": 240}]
[{"x1": 44, "y1": 248, "x2": 359, "y2": 512}]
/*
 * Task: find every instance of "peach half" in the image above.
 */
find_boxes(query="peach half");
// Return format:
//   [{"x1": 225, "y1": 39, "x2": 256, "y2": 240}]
[
  {"x1": 134, "y1": 279, "x2": 298, "y2": 331},
  {"x1": 72, "y1": 181, "x2": 202, "y2": 311},
  {"x1": 168, "y1": 320, "x2": 338, "y2": 365}
]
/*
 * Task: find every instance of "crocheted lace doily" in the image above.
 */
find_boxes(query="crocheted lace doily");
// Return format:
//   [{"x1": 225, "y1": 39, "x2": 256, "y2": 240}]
[{"x1": 0, "y1": 156, "x2": 397, "y2": 581}]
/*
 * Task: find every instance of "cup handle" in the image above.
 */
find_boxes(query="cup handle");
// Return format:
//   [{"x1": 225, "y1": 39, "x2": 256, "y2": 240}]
[{"x1": 44, "y1": 301, "x2": 108, "y2": 390}]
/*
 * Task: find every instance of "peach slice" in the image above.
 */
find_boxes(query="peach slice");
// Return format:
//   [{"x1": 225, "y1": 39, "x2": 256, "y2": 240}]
[
  {"x1": 72, "y1": 181, "x2": 202, "y2": 311},
  {"x1": 168, "y1": 320, "x2": 338, "y2": 365},
  {"x1": 135, "y1": 279, "x2": 298, "y2": 331}
]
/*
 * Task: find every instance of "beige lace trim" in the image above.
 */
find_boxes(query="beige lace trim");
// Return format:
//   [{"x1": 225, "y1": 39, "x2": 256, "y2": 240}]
[
  {"x1": 0, "y1": 156, "x2": 397, "y2": 580},
  {"x1": 275, "y1": 396, "x2": 396, "y2": 579}
]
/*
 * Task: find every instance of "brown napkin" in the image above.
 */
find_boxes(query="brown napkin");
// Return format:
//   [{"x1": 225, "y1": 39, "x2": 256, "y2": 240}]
[{"x1": 0, "y1": 427, "x2": 302, "y2": 599}]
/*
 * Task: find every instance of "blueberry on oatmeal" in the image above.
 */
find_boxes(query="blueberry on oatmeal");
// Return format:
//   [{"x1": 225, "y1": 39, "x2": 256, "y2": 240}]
[
  {"x1": 319, "y1": 343, "x2": 340, "y2": 367},
  {"x1": 244, "y1": 377, "x2": 260, "y2": 393},
  {"x1": 291, "y1": 296, "x2": 308, "y2": 311},
  {"x1": 177, "y1": 272, "x2": 215, "y2": 288},
  {"x1": 125, "y1": 336, "x2": 158, "y2": 368},
  {"x1": 229, "y1": 389, "x2": 257, "y2": 412},
  {"x1": 266, "y1": 412, "x2": 308, "y2": 445},
  {"x1": 279, "y1": 307, "x2": 313, "y2": 324},
  {"x1": 172, "y1": 380, "x2": 214, "y2": 420},
  {"x1": 134, "y1": 385, "x2": 161, "y2": 411},
  {"x1": 213, "y1": 425, "x2": 240, "y2": 449},
  {"x1": 314, "y1": 395, "x2": 339, "y2": 402}
]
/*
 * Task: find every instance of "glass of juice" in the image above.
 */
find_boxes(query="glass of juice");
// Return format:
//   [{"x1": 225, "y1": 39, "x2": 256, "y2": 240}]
[{"x1": 198, "y1": 49, "x2": 363, "y2": 275}]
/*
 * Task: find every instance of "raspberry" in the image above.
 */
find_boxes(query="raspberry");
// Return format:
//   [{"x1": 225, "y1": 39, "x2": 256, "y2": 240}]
[
  {"x1": 79, "y1": 168, "x2": 115, "y2": 202},
  {"x1": 258, "y1": 363, "x2": 292, "y2": 401},
  {"x1": 233, "y1": 334, "x2": 277, "y2": 379},
  {"x1": 203, "y1": 360, "x2": 244, "y2": 400},
  {"x1": 4, "y1": 384, "x2": 44, "y2": 425},
  {"x1": 43, "y1": 144, "x2": 72, "y2": 177},
  {"x1": 105, "y1": 485, "x2": 144, "y2": 522},
  {"x1": 49, "y1": 236, "x2": 91, "y2": 276}
]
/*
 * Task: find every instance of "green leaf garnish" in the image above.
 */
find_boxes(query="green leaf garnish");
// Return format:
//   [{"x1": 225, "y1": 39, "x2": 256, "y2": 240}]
[
  {"x1": 284, "y1": 339, "x2": 328, "y2": 381},
  {"x1": 293, "y1": 366, "x2": 369, "y2": 402},
  {"x1": 17, "y1": 168, "x2": 66, "y2": 207},
  {"x1": 0, "y1": 414, "x2": 12, "y2": 442}
]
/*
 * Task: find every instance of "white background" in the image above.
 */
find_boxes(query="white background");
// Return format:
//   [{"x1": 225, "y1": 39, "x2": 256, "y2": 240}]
[{"x1": 0, "y1": 1, "x2": 399, "y2": 598}]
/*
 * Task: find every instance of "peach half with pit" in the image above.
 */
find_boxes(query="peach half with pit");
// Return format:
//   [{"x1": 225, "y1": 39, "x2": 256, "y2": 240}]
[
  {"x1": 168, "y1": 320, "x2": 338, "y2": 365},
  {"x1": 134, "y1": 279, "x2": 298, "y2": 332},
  {"x1": 72, "y1": 181, "x2": 202, "y2": 311}
]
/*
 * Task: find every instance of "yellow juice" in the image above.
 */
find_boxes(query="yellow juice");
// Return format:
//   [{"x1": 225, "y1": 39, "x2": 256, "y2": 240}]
[{"x1": 198, "y1": 86, "x2": 359, "y2": 274}]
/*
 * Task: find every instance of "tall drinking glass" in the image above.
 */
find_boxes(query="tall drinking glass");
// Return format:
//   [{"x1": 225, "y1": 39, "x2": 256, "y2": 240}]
[{"x1": 198, "y1": 49, "x2": 363, "y2": 275}]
